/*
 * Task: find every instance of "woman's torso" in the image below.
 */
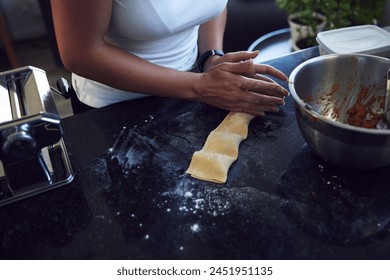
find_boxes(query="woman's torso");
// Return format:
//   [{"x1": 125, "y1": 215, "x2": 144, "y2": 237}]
[{"x1": 73, "y1": 0, "x2": 228, "y2": 108}]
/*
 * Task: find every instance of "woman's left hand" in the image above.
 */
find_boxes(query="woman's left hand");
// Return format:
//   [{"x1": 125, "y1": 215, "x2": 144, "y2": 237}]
[
  {"x1": 203, "y1": 50, "x2": 289, "y2": 101},
  {"x1": 204, "y1": 50, "x2": 288, "y2": 83}
]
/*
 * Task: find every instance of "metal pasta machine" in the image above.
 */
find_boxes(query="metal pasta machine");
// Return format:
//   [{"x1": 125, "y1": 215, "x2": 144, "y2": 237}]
[{"x1": 0, "y1": 66, "x2": 74, "y2": 206}]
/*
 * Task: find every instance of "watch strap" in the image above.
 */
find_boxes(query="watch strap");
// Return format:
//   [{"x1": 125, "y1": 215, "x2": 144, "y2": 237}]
[{"x1": 198, "y1": 49, "x2": 224, "y2": 72}]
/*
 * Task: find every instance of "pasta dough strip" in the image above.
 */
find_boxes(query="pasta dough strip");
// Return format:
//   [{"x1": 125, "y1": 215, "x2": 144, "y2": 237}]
[{"x1": 186, "y1": 112, "x2": 254, "y2": 183}]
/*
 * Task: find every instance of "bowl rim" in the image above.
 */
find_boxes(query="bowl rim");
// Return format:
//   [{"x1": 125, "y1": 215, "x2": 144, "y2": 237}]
[{"x1": 289, "y1": 53, "x2": 390, "y2": 135}]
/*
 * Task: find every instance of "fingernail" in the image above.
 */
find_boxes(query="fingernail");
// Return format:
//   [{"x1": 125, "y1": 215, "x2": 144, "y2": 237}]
[{"x1": 281, "y1": 87, "x2": 290, "y2": 96}]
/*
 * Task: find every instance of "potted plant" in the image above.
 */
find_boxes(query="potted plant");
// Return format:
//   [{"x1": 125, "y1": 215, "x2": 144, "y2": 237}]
[
  {"x1": 323, "y1": 0, "x2": 388, "y2": 28},
  {"x1": 275, "y1": 0, "x2": 326, "y2": 50},
  {"x1": 276, "y1": 0, "x2": 389, "y2": 50}
]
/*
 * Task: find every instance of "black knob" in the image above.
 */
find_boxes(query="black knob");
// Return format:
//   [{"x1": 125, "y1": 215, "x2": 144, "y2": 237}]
[
  {"x1": 56, "y1": 77, "x2": 72, "y2": 99},
  {"x1": 2, "y1": 131, "x2": 38, "y2": 161}
]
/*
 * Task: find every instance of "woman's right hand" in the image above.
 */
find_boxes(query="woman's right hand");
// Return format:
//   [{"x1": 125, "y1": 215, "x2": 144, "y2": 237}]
[{"x1": 196, "y1": 51, "x2": 289, "y2": 116}]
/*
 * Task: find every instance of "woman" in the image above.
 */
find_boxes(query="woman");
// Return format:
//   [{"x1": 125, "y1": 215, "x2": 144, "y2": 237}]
[{"x1": 51, "y1": 0, "x2": 289, "y2": 115}]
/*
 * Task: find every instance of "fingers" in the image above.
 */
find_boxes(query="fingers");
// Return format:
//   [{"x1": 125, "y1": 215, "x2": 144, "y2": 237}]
[
  {"x1": 254, "y1": 74, "x2": 275, "y2": 83},
  {"x1": 254, "y1": 64, "x2": 288, "y2": 81},
  {"x1": 203, "y1": 51, "x2": 260, "y2": 71},
  {"x1": 219, "y1": 87, "x2": 285, "y2": 116},
  {"x1": 220, "y1": 60, "x2": 289, "y2": 98},
  {"x1": 219, "y1": 59, "x2": 288, "y2": 82},
  {"x1": 242, "y1": 75, "x2": 289, "y2": 98},
  {"x1": 219, "y1": 51, "x2": 288, "y2": 81},
  {"x1": 221, "y1": 63, "x2": 288, "y2": 98},
  {"x1": 245, "y1": 90, "x2": 285, "y2": 109},
  {"x1": 221, "y1": 59, "x2": 257, "y2": 78},
  {"x1": 200, "y1": 54, "x2": 289, "y2": 116},
  {"x1": 210, "y1": 98, "x2": 283, "y2": 117},
  {"x1": 220, "y1": 50, "x2": 260, "y2": 63},
  {"x1": 218, "y1": 50, "x2": 288, "y2": 81}
]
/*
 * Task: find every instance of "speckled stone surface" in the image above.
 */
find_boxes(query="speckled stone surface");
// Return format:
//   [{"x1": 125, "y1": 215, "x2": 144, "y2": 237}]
[{"x1": 2, "y1": 47, "x2": 390, "y2": 260}]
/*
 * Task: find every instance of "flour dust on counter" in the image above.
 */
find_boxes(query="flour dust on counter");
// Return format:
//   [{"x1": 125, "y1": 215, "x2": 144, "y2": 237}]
[
  {"x1": 92, "y1": 106, "x2": 297, "y2": 259},
  {"x1": 93, "y1": 101, "x2": 390, "y2": 257}
]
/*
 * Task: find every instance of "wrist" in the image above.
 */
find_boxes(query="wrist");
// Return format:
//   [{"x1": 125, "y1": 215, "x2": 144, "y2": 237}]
[
  {"x1": 178, "y1": 71, "x2": 203, "y2": 102},
  {"x1": 203, "y1": 55, "x2": 220, "y2": 72},
  {"x1": 198, "y1": 49, "x2": 224, "y2": 72}
]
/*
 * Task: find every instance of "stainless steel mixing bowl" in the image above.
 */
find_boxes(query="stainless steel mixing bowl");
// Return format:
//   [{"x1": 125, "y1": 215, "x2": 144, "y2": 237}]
[{"x1": 289, "y1": 54, "x2": 390, "y2": 169}]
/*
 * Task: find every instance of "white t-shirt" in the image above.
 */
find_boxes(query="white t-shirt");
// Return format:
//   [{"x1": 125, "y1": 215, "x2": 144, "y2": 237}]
[{"x1": 73, "y1": 0, "x2": 228, "y2": 108}]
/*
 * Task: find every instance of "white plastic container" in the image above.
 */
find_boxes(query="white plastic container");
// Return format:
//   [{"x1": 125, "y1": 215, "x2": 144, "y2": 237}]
[{"x1": 316, "y1": 25, "x2": 390, "y2": 58}]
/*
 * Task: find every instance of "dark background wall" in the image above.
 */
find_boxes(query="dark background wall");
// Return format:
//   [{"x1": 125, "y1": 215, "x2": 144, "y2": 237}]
[{"x1": 224, "y1": 0, "x2": 288, "y2": 52}]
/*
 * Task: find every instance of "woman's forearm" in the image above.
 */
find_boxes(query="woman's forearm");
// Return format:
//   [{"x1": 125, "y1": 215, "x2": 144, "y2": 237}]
[
  {"x1": 51, "y1": 0, "x2": 199, "y2": 100},
  {"x1": 198, "y1": 7, "x2": 227, "y2": 54},
  {"x1": 67, "y1": 42, "x2": 200, "y2": 100}
]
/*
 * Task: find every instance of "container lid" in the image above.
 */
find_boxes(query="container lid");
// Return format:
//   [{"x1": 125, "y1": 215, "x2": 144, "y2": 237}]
[{"x1": 316, "y1": 25, "x2": 390, "y2": 54}]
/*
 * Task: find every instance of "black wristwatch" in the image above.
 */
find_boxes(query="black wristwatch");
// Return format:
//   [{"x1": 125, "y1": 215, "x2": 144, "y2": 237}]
[{"x1": 198, "y1": 49, "x2": 224, "y2": 72}]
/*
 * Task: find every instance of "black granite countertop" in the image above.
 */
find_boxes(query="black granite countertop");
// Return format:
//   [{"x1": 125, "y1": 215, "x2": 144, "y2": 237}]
[{"x1": 2, "y1": 47, "x2": 390, "y2": 260}]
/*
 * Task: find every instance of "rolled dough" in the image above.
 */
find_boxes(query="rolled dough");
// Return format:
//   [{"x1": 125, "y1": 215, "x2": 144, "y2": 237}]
[{"x1": 186, "y1": 112, "x2": 254, "y2": 183}]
